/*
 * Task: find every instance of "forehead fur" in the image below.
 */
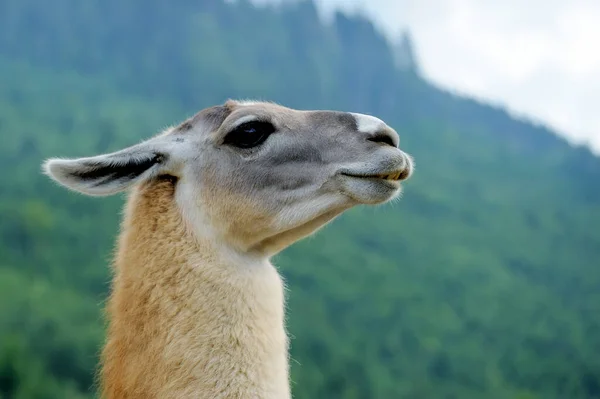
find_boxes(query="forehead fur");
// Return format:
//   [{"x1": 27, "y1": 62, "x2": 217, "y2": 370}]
[
  {"x1": 173, "y1": 99, "x2": 294, "y2": 134},
  {"x1": 170, "y1": 100, "x2": 386, "y2": 140},
  {"x1": 174, "y1": 103, "x2": 234, "y2": 133},
  {"x1": 224, "y1": 100, "x2": 295, "y2": 121}
]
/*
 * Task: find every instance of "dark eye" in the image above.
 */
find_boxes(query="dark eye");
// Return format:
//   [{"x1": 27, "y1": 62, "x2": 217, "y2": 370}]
[{"x1": 223, "y1": 121, "x2": 276, "y2": 149}]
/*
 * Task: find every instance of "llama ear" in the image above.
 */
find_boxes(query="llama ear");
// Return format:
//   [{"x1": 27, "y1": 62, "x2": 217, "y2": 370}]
[{"x1": 42, "y1": 138, "x2": 173, "y2": 196}]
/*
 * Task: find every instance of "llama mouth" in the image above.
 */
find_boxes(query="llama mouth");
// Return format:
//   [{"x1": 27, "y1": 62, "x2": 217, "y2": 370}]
[{"x1": 341, "y1": 170, "x2": 409, "y2": 182}]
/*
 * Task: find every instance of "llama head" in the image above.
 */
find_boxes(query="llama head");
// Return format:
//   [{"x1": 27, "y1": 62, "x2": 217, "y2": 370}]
[{"x1": 43, "y1": 100, "x2": 413, "y2": 255}]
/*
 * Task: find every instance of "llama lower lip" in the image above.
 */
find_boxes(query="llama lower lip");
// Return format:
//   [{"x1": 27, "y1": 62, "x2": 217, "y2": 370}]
[
  {"x1": 340, "y1": 173, "x2": 402, "y2": 193},
  {"x1": 339, "y1": 172, "x2": 402, "y2": 204}
]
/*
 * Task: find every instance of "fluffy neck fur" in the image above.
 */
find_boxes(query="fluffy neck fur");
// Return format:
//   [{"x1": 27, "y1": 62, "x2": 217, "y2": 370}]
[{"x1": 100, "y1": 178, "x2": 290, "y2": 399}]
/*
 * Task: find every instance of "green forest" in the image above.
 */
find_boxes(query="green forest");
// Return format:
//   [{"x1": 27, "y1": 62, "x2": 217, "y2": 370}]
[{"x1": 0, "y1": 0, "x2": 599, "y2": 398}]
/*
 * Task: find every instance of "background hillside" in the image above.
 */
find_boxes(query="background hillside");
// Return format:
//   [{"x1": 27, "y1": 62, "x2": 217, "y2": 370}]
[{"x1": 0, "y1": 0, "x2": 599, "y2": 398}]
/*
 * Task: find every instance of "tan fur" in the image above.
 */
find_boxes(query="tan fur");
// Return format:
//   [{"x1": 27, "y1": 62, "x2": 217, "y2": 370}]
[{"x1": 101, "y1": 178, "x2": 289, "y2": 399}]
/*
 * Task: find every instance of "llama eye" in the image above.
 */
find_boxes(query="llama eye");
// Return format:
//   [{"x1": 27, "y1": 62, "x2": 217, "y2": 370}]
[{"x1": 224, "y1": 121, "x2": 276, "y2": 149}]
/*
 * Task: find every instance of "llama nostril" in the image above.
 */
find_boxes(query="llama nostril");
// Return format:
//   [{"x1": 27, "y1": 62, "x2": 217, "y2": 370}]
[{"x1": 368, "y1": 132, "x2": 398, "y2": 148}]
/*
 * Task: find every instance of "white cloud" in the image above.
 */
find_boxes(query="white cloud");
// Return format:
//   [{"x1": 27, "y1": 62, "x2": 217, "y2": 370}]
[{"x1": 310, "y1": 0, "x2": 600, "y2": 154}]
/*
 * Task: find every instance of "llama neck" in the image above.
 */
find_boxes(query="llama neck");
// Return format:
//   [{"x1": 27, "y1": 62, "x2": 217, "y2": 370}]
[{"x1": 101, "y1": 179, "x2": 290, "y2": 399}]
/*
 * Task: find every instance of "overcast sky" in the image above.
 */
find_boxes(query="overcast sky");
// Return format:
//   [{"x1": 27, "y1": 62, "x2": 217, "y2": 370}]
[{"x1": 258, "y1": 0, "x2": 600, "y2": 154}]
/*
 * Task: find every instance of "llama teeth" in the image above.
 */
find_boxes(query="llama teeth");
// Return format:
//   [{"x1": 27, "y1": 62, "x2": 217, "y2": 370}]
[{"x1": 384, "y1": 172, "x2": 400, "y2": 180}]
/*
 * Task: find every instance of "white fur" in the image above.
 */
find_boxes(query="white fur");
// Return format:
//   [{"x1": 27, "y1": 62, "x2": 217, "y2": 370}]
[
  {"x1": 236, "y1": 100, "x2": 260, "y2": 106},
  {"x1": 351, "y1": 112, "x2": 386, "y2": 134},
  {"x1": 230, "y1": 114, "x2": 260, "y2": 129}
]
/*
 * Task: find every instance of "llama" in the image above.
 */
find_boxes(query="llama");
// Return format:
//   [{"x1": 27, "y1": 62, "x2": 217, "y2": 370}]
[{"x1": 43, "y1": 100, "x2": 414, "y2": 399}]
